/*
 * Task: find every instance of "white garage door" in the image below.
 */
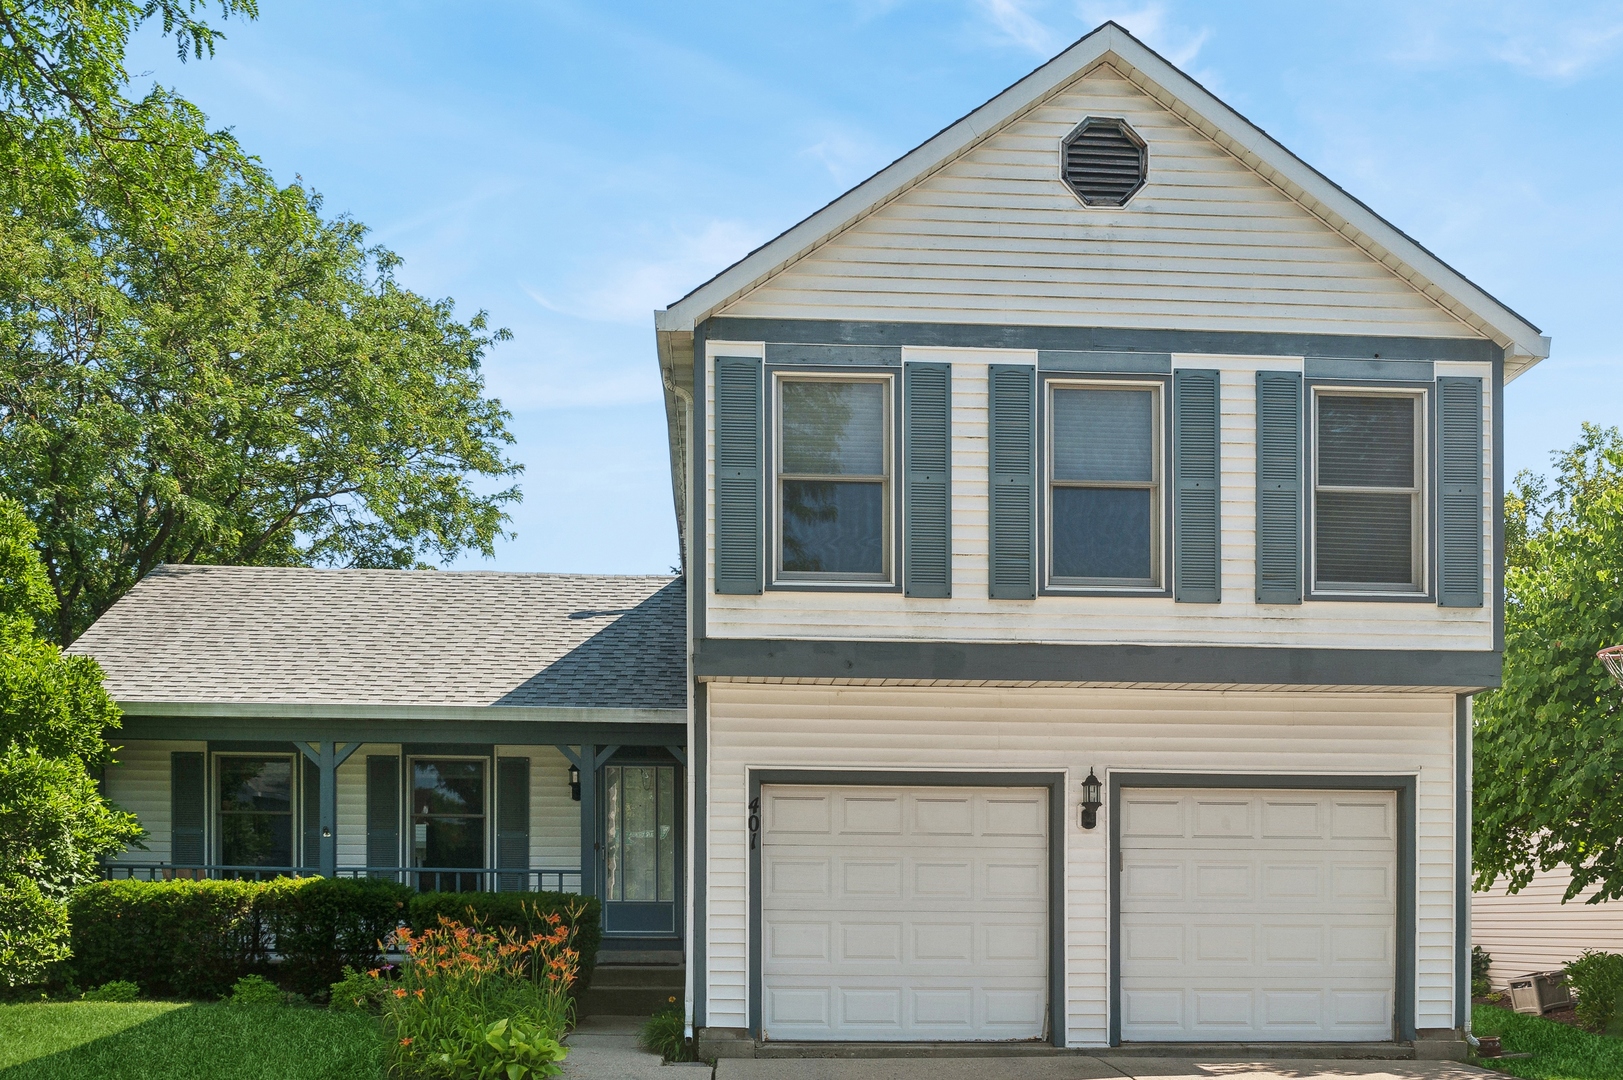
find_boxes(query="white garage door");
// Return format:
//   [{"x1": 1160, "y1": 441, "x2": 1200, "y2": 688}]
[
  {"x1": 760, "y1": 784, "x2": 1048, "y2": 1041},
  {"x1": 1119, "y1": 788, "x2": 1397, "y2": 1042}
]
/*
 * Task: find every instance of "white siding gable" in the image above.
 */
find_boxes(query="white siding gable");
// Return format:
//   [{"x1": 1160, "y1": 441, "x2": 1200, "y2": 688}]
[{"x1": 720, "y1": 65, "x2": 1478, "y2": 342}]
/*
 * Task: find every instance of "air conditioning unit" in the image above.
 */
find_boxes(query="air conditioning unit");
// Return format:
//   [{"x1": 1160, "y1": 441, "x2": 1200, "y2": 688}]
[{"x1": 1506, "y1": 971, "x2": 1572, "y2": 1015}]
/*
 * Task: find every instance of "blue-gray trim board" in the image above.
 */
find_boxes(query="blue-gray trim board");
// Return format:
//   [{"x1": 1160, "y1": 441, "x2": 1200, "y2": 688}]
[
  {"x1": 120, "y1": 716, "x2": 686, "y2": 745},
  {"x1": 745, "y1": 769, "x2": 1067, "y2": 1047},
  {"x1": 704, "y1": 318, "x2": 1500, "y2": 364},
  {"x1": 1455, "y1": 694, "x2": 1471, "y2": 1029},
  {"x1": 692, "y1": 681, "x2": 709, "y2": 1028},
  {"x1": 1108, "y1": 772, "x2": 1418, "y2": 1046},
  {"x1": 694, "y1": 638, "x2": 1500, "y2": 688}
]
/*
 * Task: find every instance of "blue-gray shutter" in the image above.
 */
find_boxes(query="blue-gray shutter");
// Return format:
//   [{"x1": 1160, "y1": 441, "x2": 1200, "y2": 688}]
[
  {"x1": 1437, "y1": 377, "x2": 1484, "y2": 607},
  {"x1": 302, "y1": 756, "x2": 320, "y2": 871},
  {"x1": 1174, "y1": 369, "x2": 1221, "y2": 603},
  {"x1": 496, "y1": 757, "x2": 530, "y2": 892},
  {"x1": 904, "y1": 362, "x2": 952, "y2": 597},
  {"x1": 714, "y1": 356, "x2": 764, "y2": 594},
  {"x1": 988, "y1": 364, "x2": 1035, "y2": 599},
  {"x1": 365, "y1": 755, "x2": 400, "y2": 878},
  {"x1": 1255, "y1": 370, "x2": 1303, "y2": 604},
  {"x1": 170, "y1": 751, "x2": 205, "y2": 867}
]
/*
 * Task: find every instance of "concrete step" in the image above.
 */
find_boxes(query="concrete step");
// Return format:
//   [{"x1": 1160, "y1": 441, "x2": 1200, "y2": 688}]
[{"x1": 580, "y1": 965, "x2": 686, "y2": 1017}]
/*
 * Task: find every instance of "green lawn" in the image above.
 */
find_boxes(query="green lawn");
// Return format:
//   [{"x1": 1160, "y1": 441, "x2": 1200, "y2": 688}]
[
  {"x1": 1473, "y1": 1003, "x2": 1623, "y2": 1080},
  {"x1": 0, "y1": 1002, "x2": 384, "y2": 1079}
]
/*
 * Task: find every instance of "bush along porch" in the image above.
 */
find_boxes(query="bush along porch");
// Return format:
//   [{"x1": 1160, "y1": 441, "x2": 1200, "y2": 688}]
[{"x1": 66, "y1": 569, "x2": 690, "y2": 997}]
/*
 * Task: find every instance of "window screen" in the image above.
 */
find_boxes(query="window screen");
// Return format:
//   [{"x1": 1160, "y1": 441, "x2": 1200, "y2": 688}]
[
  {"x1": 777, "y1": 378, "x2": 889, "y2": 579},
  {"x1": 1314, "y1": 392, "x2": 1423, "y2": 591},
  {"x1": 1049, "y1": 385, "x2": 1160, "y2": 585}
]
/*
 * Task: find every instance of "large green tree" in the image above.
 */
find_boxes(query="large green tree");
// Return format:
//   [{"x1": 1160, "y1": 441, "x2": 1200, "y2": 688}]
[
  {"x1": 1474, "y1": 424, "x2": 1623, "y2": 901},
  {"x1": 0, "y1": 497, "x2": 141, "y2": 986},
  {"x1": 0, "y1": 1, "x2": 522, "y2": 643}
]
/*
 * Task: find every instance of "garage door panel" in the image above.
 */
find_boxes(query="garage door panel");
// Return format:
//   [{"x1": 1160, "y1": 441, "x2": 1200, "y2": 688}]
[
  {"x1": 1119, "y1": 788, "x2": 1397, "y2": 1043},
  {"x1": 762, "y1": 784, "x2": 1049, "y2": 1042}
]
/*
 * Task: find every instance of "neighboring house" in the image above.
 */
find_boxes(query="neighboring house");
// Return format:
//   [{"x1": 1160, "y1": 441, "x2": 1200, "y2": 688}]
[
  {"x1": 1475, "y1": 870, "x2": 1623, "y2": 988},
  {"x1": 652, "y1": 23, "x2": 1546, "y2": 1052},
  {"x1": 69, "y1": 565, "x2": 688, "y2": 955}
]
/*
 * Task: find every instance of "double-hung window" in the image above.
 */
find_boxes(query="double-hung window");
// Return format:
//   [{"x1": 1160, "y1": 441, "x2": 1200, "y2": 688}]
[
  {"x1": 1312, "y1": 389, "x2": 1426, "y2": 594},
  {"x1": 774, "y1": 375, "x2": 891, "y2": 583},
  {"x1": 1046, "y1": 382, "x2": 1162, "y2": 588},
  {"x1": 218, "y1": 756, "x2": 294, "y2": 869}
]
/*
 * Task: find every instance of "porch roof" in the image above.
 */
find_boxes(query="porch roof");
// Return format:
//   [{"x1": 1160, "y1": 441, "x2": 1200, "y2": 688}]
[{"x1": 68, "y1": 566, "x2": 687, "y2": 713}]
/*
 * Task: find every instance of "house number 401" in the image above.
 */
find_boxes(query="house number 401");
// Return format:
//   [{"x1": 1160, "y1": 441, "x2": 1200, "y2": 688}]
[{"x1": 748, "y1": 797, "x2": 760, "y2": 850}]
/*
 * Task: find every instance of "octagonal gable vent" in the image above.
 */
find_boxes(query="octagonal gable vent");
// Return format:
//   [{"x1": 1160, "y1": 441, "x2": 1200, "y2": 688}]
[{"x1": 1062, "y1": 117, "x2": 1146, "y2": 207}]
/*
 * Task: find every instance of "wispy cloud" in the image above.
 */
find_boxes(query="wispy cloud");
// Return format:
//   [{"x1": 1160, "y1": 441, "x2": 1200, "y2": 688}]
[
  {"x1": 520, "y1": 219, "x2": 768, "y2": 326},
  {"x1": 973, "y1": 0, "x2": 1064, "y2": 56},
  {"x1": 799, "y1": 123, "x2": 893, "y2": 187},
  {"x1": 1388, "y1": 2, "x2": 1623, "y2": 81},
  {"x1": 1076, "y1": 2, "x2": 1212, "y2": 68}
]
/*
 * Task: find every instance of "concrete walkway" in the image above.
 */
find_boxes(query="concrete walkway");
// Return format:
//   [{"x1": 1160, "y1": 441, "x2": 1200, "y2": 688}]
[
  {"x1": 562, "y1": 1014, "x2": 713, "y2": 1079},
  {"x1": 715, "y1": 1058, "x2": 1497, "y2": 1080}
]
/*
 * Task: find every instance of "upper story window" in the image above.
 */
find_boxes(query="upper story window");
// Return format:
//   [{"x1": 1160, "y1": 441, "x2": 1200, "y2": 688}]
[
  {"x1": 1312, "y1": 389, "x2": 1427, "y2": 594},
  {"x1": 775, "y1": 374, "x2": 892, "y2": 583},
  {"x1": 1046, "y1": 381, "x2": 1162, "y2": 589}
]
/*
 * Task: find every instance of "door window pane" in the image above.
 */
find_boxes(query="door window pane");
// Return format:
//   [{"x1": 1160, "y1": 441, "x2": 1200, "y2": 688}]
[
  {"x1": 218, "y1": 757, "x2": 294, "y2": 868},
  {"x1": 604, "y1": 764, "x2": 678, "y2": 904},
  {"x1": 1314, "y1": 392, "x2": 1422, "y2": 591},
  {"x1": 412, "y1": 760, "x2": 485, "y2": 887},
  {"x1": 1048, "y1": 383, "x2": 1160, "y2": 586},
  {"x1": 778, "y1": 378, "x2": 889, "y2": 580}
]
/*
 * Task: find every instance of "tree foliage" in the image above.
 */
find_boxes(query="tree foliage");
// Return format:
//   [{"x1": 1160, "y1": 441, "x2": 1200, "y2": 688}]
[
  {"x1": 1474, "y1": 424, "x2": 1623, "y2": 901},
  {"x1": 0, "y1": 497, "x2": 142, "y2": 986},
  {"x1": 0, "y1": 1, "x2": 522, "y2": 643}
]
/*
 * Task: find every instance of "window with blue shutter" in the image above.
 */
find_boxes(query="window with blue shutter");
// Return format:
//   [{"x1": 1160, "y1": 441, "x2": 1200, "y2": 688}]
[
  {"x1": 1046, "y1": 379, "x2": 1163, "y2": 589},
  {"x1": 1312, "y1": 389, "x2": 1426, "y2": 593},
  {"x1": 904, "y1": 362, "x2": 951, "y2": 597},
  {"x1": 496, "y1": 757, "x2": 530, "y2": 892},
  {"x1": 1255, "y1": 371, "x2": 1303, "y2": 604},
  {"x1": 989, "y1": 365, "x2": 1036, "y2": 599},
  {"x1": 1437, "y1": 377, "x2": 1484, "y2": 607},
  {"x1": 776, "y1": 376, "x2": 891, "y2": 581},
  {"x1": 1174, "y1": 369, "x2": 1221, "y2": 603},
  {"x1": 171, "y1": 751, "x2": 205, "y2": 867},
  {"x1": 302, "y1": 756, "x2": 320, "y2": 871},
  {"x1": 366, "y1": 755, "x2": 400, "y2": 877},
  {"x1": 714, "y1": 356, "x2": 763, "y2": 594}
]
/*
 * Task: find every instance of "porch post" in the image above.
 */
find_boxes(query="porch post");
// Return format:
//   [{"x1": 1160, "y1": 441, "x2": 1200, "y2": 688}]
[
  {"x1": 578, "y1": 744, "x2": 596, "y2": 898},
  {"x1": 301, "y1": 741, "x2": 360, "y2": 878}
]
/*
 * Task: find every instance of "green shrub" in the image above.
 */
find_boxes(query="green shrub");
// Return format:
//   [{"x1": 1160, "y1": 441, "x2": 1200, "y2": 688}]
[
  {"x1": 228, "y1": 974, "x2": 286, "y2": 1007},
  {"x1": 423, "y1": 1016, "x2": 566, "y2": 1079},
  {"x1": 1567, "y1": 949, "x2": 1623, "y2": 1032},
  {"x1": 67, "y1": 876, "x2": 411, "y2": 1000},
  {"x1": 407, "y1": 891, "x2": 600, "y2": 995},
  {"x1": 80, "y1": 979, "x2": 139, "y2": 1002},
  {"x1": 640, "y1": 998, "x2": 692, "y2": 1062},
  {"x1": 328, "y1": 965, "x2": 390, "y2": 1013},
  {"x1": 1472, "y1": 945, "x2": 1493, "y2": 998},
  {"x1": 261, "y1": 877, "x2": 411, "y2": 998}
]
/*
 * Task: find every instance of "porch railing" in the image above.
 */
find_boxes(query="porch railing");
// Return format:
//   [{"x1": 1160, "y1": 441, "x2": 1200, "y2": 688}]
[{"x1": 100, "y1": 863, "x2": 581, "y2": 893}]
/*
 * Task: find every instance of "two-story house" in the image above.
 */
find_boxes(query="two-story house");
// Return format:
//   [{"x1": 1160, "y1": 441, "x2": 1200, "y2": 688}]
[{"x1": 653, "y1": 24, "x2": 1546, "y2": 1052}]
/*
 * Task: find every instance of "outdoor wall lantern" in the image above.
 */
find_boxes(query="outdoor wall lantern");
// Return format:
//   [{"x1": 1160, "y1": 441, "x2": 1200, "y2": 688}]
[
  {"x1": 1080, "y1": 768, "x2": 1102, "y2": 830},
  {"x1": 321, "y1": 825, "x2": 332, "y2": 838},
  {"x1": 568, "y1": 763, "x2": 581, "y2": 802}
]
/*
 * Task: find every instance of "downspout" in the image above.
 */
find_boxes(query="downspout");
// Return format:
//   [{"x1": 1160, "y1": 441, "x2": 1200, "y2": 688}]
[{"x1": 665, "y1": 372, "x2": 697, "y2": 1042}]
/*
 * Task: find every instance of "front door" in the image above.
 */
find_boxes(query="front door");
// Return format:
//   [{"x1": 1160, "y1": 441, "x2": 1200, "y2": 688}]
[{"x1": 601, "y1": 762, "x2": 679, "y2": 935}]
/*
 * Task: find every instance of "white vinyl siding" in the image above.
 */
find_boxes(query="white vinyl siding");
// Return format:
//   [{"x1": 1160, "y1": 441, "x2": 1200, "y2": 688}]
[
  {"x1": 718, "y1": 66, "x2": 1477, "y2": 341},
  {"x1": 707, "y1": 349, "x2": 1496, "y2": 651},
  {"x1": 496, "y1": 744, "x2": 584, "y2": 873},
  {"x1": 102, "y1": 740, "x2": 206, "y2": 866},
  {"x1": 335, "y1": 744, "x2": 399, "y2": 870},
  {"x1": 1473, "y1": 868, "x2": 1623, "y2": 989},
  {"x1": 1119, "y1": 788, "x2": 1397, "y2": 1041},
  {"x1": 702, "y1": 683, "x2": 1461, "y2": 1047}
]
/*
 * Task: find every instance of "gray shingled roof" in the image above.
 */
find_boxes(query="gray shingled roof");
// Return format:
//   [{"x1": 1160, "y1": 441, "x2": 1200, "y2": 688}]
[{"x1": 67, "y1": 566, "x2": 687, "y2": 711}]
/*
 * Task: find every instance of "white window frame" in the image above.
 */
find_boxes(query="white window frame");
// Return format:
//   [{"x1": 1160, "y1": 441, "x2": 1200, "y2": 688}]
[
  {"x1": 1310, "y1": 385, "x2": 1429, "y2": 597},
  {"x1": 1044, "y1": 377, "x2": 1165, "y2": 590},
  {"x1": 771, "y1": 370, "x2": 895, "y2": 586}
]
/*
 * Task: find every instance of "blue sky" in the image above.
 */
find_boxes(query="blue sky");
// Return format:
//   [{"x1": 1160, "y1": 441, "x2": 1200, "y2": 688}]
[{"x1": 127, "y1": 1, "x2": 1623, "y2": 574}]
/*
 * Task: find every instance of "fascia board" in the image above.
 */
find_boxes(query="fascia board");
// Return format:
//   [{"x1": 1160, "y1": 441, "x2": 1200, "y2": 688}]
[
  {"x1": 654, "y1": 23, "x2": 1548, "y2": 375},
  {"x1": 116, "y1": 699, "x2": 686, "y2": 724},
  {"x1": 1102, "y1": 34, "x2": 1548, "y2": 363},
  {"x1": 654, "y1": 26, "x2": 1123, "y2": 333}
]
